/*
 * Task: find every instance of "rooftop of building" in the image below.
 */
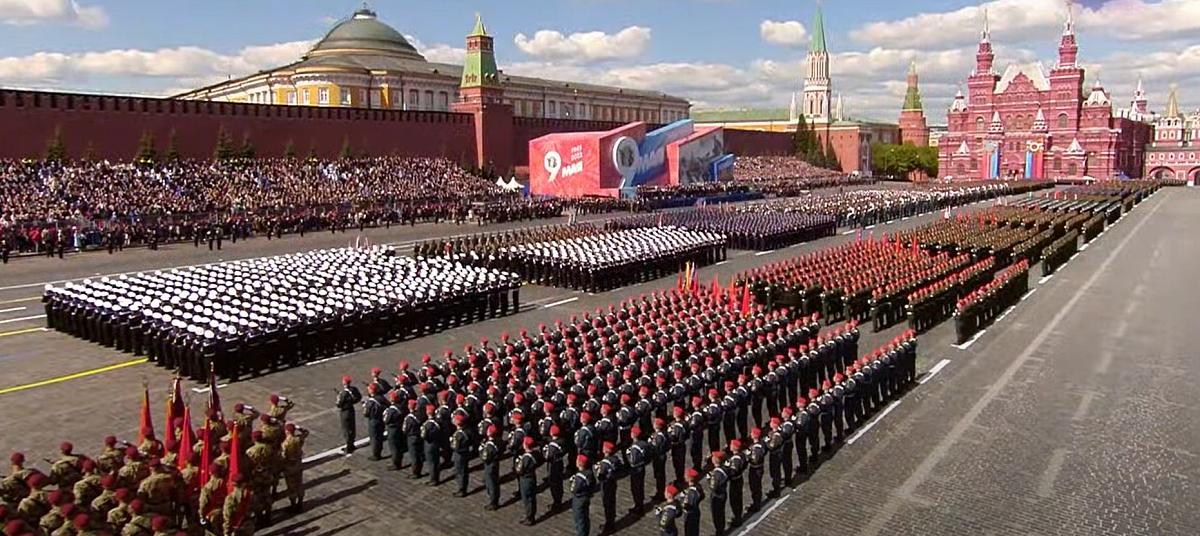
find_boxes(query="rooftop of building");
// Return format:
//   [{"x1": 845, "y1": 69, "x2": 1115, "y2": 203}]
[
  {"x1": 175, "y1": 7, "x2": 688, "y2": 104},
  {"x1": 691, "y1": 108, "x2": 895, "y2": 128}
]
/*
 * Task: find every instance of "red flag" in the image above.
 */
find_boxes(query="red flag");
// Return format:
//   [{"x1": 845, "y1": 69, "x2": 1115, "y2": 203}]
[
  {"x1": 729, "y1": 284, "x2": 739, "y2": 311},
  {"x1": 740, "y1": 284, "x2": 751, "y2": 315},
  {"x1": 199, "y1": 419, "x2": 212, "y2": 487},
  {"x1": 206, "y1": 363, "x2": 222, "y2": 419},
  {"x1": 166, "y1": 377, "x2": 184, "y2": 453},
  {"x1": 711, "y1": 275, "x2": 719, "y2": 295},
  {"x1": 676, "y1": 273, "x2": 683, "y2": 290},
  {"x1": 227, "y1": 423, "x2": 241, "y2": 494},
  {"x1": 139, "y1": 386, "x2": 155, "y2": 445},
  {"x1": 177, "y1": 405, "x2": 195, "y2": 470}
]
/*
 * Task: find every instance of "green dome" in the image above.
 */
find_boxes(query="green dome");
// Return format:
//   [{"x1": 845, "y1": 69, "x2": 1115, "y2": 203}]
[{"x1": 306, "y1": 7, "x2": 426, "y2": 61}]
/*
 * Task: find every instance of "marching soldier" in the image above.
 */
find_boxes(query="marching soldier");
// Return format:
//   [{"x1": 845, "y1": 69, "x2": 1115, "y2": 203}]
[
  {"x1": 72, "y1": 459, "x2": 103, "y2": 508},
  {"x1": 596, "y1": 441, "x2": 622, "y2": 533},
  {"x1": 726, "y1": 440, "x2": 746, "y2": 526},
  {"x1": 687, "y1": 397, "x2": 706, "y2": 472},
  {"x1": 544, "y1": 426, "x2": 567, "y2": 511},
  {"x1": 668, "y1": 408, "x2": 688, "y2": 485},
  {"x1": 649, "y1": 418, "x2": 669, "y2": 501},
  {"x1": 516, "y1": 438, "x2": 540, "y2": 526},
  {"x1": 480, "y1": 426, "x2": 502, "y2": 510},
  {"x1": 778, "y1": 408, "x2": 797, "y2": 485},
  {"x1": 364, "y1": 384, "x2": 387, "y2": 461},
  {"x1": 746, "y1": 429, "x2": 766, "y2": 511},
  {"x1": 267, "y1": 394, "x2": 295, "y2": 421},
  {"x1": 49, "y1": 442, "x2": 82, "y2": 488},
  {"x1": 336, "y1": 376, "x2": 363, "y2": 455},
  {"x1": 246, "y1": 431, "x2": 277, "y2": 524},
  {"x1": 766, "y1": 418, "x2": 784, "y2": 496},
  {"x1": 421, "y1": 405, "x2": 442, "y2": 486},
  {"x1": 680, "y1": 469, "x2": 704, "y2": 536},
  {"x1": 380, "y1": 392, "x2": 405, "y2": 471},
  {"x1": 708, "y1": 452, "x2": 730, "y2": 536},
  {"x1": 570, "y1": 455, "x2": 594, "y2": 536},
  {"x1": 281, "y1": 424, "x2": 308, "y2": 513},
  {"x1": 198, "y1": 465, "x2": 226, "y2": 530},
  {"x1": 403, "y1": 401, "x2": 424, "y2": 479},
  {"x1": 122, "y1": 499, "x2": 153, "y2": 536},
  {"x1": 451, "y1": 416, "x2": 472, "y2": 497},
  {"x1": 369, "y1": 367, "x2": 392, "y2": 396},
  {"x1": 655, "y1": 486, "x2": 681, "y2": 536},
  {"x1": 97, "y1": 437, "x2": 125, "y2": 475},
  {"x1": 622, "y1": 426, "x2": 649, "y2": 514}
]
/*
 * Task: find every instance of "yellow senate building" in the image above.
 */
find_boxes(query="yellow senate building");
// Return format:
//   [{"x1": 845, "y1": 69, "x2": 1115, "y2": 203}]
[{"x1": 174, "y1": 6, "x2": 691, "y2": 124}]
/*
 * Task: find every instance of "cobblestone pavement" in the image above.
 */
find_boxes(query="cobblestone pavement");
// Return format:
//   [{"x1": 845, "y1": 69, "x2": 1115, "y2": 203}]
[{"x1": 4, "y1": 188, "x2": 1193, "y2": 536}]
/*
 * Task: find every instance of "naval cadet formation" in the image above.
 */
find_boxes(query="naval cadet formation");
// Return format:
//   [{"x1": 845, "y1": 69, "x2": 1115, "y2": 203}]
[{"x1": 10, "y1": 179, "x2": 1166, "y2": 536}]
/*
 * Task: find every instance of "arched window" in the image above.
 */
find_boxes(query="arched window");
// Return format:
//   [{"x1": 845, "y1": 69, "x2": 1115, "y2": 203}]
[
  {"x1": 975, "y1": 116, "x2": 985, "y2": 131},
  {"x1": 1057, "y1": 113, "x2": 1068, "y2": 128},
  {"x1": 1053, "y1": 156, "x2": 1062, "y2": 171},
  {"x1": 1067, "y1": 163, "x2": 1078, "y2": 175}
]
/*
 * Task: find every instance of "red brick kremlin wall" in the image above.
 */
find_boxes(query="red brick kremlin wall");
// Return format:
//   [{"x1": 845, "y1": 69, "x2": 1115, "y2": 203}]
[{"x1": 0, "y1": 88, "x2": 795, "y2": 169}]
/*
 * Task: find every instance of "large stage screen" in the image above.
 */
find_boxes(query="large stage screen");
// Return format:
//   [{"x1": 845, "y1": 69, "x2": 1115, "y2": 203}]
[
  {"x1": 670, "y1": 127, "x2": 726, "y2": 185},
  {"x1": 527, "y1": 132, "x2": 604, "y2": 197}
]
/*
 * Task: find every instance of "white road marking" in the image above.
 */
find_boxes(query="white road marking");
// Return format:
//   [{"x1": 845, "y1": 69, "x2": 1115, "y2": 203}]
[
  {"x1": 846, "y1": 401, "x2": 902, "y2": 445},
  {"x1": 191, "y1": 383, "x2": 228, "y2": 394},
  {"x1": 842, "y1": 230, "x2": 857, "y2": 235},
  {"x1": 952, "y1": 329, "x2": 985, "y2": 350},
  {"x1": 0, "y1": 307, "x2": 28, "y2": 314},
  {"x1": 302, "y1": 437, "x2": 371, "y2": 464},
  {"x1": 755, "y1": 250, "x2": 775, "y2": 256},
  {"x1": 715, "y1": 261, "x2": 728, "y2": 266},
  {"x1": 0, "y1": 314, "x2": 45, "y2": 325},
  {"x1": 1039, "y1": 274, "x2": 1053, "y2": 284},
  {"x1": 543, "y1": 297, "x2": 578, "y2": 308},
  {"x1": 1020, "y1": 288, "x2": 1037, "y2": 301},
  {"x1": 919, "y1": 359, "x2": 951, "y2": 385},
  {"x1": 735, "y1": 490, "x2": 792, "y2": 536}
]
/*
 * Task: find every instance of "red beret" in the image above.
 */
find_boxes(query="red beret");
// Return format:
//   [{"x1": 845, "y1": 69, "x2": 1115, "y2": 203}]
[
  {"x1": 708, "y1": 389, "x2": 718, "y2": 397},
  {"x1": 342, "y1": 376, "x2": 352, "y2": 384},
  {"x1": 285, "y1": 424, "x2": 296, "y2": 433},
  {"x1": 269, "y1": 394, "x2": 280, "y2": 404},
  {"x1": 654, "y1": 418, "x2": 666, "y2": 426},
  {"x1": 151, "y1": 516, "x2": 169, "y2": 531},
  {"x1": 48, "y1": 490, "x2": 65, "y2": 505},
  {"x1": 730, "y1": 439, "x2": 743, "y2": 450},
  {"x1": 686, "y1": 468, "x2": 699, "y2": 479},
  {"x1": 631, "y1": 427, "x2": 642, "y2": 437},
  {"x1": 104, "y1": 436, "x2": 117, "y2": 446},
  {"x1": 550, "y1": 425, "x2": 561, "y2": 436},
  {"x1": 125, "y1": 446, "x2": 139, "y2": 457},
  {"x1": 115, "y1": 488, "x2": 131, "y2": 501},
  {"x1": 73, "y1": 514, "x2": 90, "y2": 529},
  {"x1": 4, "y1": 521, "x2": 26, "y2": 536},
  {"x1": 233, "y1": 403, "x2": 245, "y2": 412},
  {"x1": 250, "y1": 431, "x2": 263, "y2": 441},
  {"x1": 60, "y1": 503, "x2": 76, "y2": 518},
  {"x1": 9, "y1": 453, "x2": 23, "y2": 464},
  {"x1": 665, "y1": 485, "x2": 679, "y2": 497},
  {"x1": 576, "y1": 455, "x2": 589, "y2": 466},
  {"x1": 259, "y1": 414, "x2": 271, "y2": 423},
  {"x1": 603, "y1": 441, "x2": 615, "y2": 451},
  {"x1": 673, "y1": 406, "x2": 685, "y2": 416},
  {"x1": 372, "y1": 367, "x2": 381, "y2": 375},
  {"x1": 751, "y1": 428, "x2": 763, "y2": 436},
  {"x1": 487, "y1": 425, "x2": 498, "y2": 437},
  {"x1": 770, "y1": 417, "x2": 781, "y2": 426},
  {"x1": 523, "y1": 437, "x2": 535, "y2": 447},
  {"x1": 60, "y1": 442, "x2": 73, "y2": 454}
]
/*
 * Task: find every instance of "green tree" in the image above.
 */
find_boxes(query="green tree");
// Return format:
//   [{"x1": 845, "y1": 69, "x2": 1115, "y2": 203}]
[
  {"x1": 340, "y1": 136, "x2": 353, "y2": 159},
  {"x1": 239, "y1": 133, "x2": 256, "y2": 160},
  {"x1": 871, "y1": 142, "x2": 935, "y2": 179},
  {"x1": 44, "y1": 125, "x2": 67, "y2": 163},
  {"x1": 283, "y1": 139, "x2": 297, "y2": 160},
  {"x1": 824, "y1": 137, "x2": 842, "y2": 172},
  {"x1": 914, "y1": 145, "x2": 939, "y2": 178},
  {"x1": 136, "y1": 132, "x2": 159, "y2": 163},
  {"x1": 165, "y1": 130, "x2": 182, "y2": 162},
  {"x1": 213, "y1": 127, "x2": 236, "y2": 161}
]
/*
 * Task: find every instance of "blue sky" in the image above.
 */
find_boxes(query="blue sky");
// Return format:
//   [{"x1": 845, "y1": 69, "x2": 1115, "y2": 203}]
[{"x1": 1, "y1": 0, "x2": 1197, "y2": 123}]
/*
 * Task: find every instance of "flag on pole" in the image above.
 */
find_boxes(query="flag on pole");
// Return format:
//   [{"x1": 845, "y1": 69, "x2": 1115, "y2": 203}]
[
  {"x1": 177, "y1": 405, "x2": 195, "y2": 470},
  {"x1": 227, "y1": 423, "x2": 241, "y2": 494},
  {"x1": 199, "y1": 419, "x2": 212, "y2": 487},
  {"x1": 139, "y1": 386, "x2": 155, "y2": 445},
  {"x1": 206, "y1": 364, "x2": 222, "y2": 419},
  {"x1": 166, "y1": 377, "x2": 185, "y2": 453},
  {"x1": 740, "y1": 284, "x2": 752, "y2": 315}
]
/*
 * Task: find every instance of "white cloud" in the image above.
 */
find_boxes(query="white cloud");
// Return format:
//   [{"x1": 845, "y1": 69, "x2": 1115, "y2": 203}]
[
  {"x1": 404, "y1": 35, "x2": 467, "y2": 65},
  {"x1": 513, "y1": 26, "x2": 651, "y2": 63},
  {"x1": 0, "y1": 0, "x2": 106, "y2": 28},
  {"x1": 850, "y1": 0, "x2": 1200, "y2": 50},
  {"x1": 760, "y1": 20, "x2": 808, "y2": 48}
]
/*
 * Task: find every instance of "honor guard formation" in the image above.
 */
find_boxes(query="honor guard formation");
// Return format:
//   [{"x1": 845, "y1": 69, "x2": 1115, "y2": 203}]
[
  {"x1": 0, "y1": 377, "x2": 310, "y2": 536},
  {"x1": 41, "y1": 246, "x2": 521, "y2": 380},
  {"x1": 605, "y1": 212, "x2": 839, "y2": 251},
  {"x1": 326, "y1": 284, "x2": 918, "y2": 536},
  {"x1": 747, "y1": 182, "x2": 1033, "y2": 228}
]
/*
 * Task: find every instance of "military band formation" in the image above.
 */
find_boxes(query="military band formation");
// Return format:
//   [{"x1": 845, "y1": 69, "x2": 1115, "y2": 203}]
[
  {"x1": 41, "y1": 246, "x2": 522, "y2": 381},
  {"x1": 1, "y1": 380, "x2": 310, "y2": 536}
]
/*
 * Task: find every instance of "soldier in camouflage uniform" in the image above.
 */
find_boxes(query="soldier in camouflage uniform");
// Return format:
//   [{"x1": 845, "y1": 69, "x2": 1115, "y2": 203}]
[
  {"x1": 245, "y1": 431, "x2": 278, "y2": 525},
  {"x1": 280, "y1": 424, "x2": 308, "y2": 514}
]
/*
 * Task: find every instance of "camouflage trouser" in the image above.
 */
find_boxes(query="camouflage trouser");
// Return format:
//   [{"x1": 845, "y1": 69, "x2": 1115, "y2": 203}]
[
  {"x1": 252, "y1": 481, "x2": 273, "y2": 516},
  {"x1": 283, "y1": 469, "x2": 304, "y2": 503}
]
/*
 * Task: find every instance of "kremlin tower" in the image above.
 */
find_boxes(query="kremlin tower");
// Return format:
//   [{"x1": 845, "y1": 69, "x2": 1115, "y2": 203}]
[{"x1": 898, "y1": 61, "x2": 929, "y2": 147}]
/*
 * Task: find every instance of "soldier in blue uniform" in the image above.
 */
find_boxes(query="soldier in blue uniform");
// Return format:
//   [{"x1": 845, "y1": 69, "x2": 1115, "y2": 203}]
[
  {"x1": 766, "y1": 417, "x2": 784, "y2": 496},
  {"x1": 668, "y1": 407, "x2": 689, "y2": 485},
  {"x1": 571, "y1": 455, "x2": 594, "y2": 536},
  {"x1": 680, "y1": 468, "x2": 704, "y2": 536},
  {"x1": 649, "y1": 418, "x2": 670, "y2": 502},
  {"x1": 516, "y1": 437, "x2": 540, "y2": 525},
  {"x1": 707, "y1": 452, "x2": 729, "y2": 536},
  {"x1": 383, "y1": 392, "x2": 405, "y2": 470},
  {"x1": 336, "y1": 376, "x2": 362, "y2": 455},
  {"x1": 596, "y1": 441, "x2": 623, "y2": 533},
  {"x1": 746, "y1": 428, "x2": 766, "y2": 511},
  {"x1": 725, "y1": 440, "x2": 746, "y2": 526},
  {"x1": 480, "y1": 425, "x2": 502, "y2": 510},
  {"x1": 544, "y1": 425, "x2": 567, "y2": 511},
  {"x1": 421, "y1": 405, "x2": 442, "y2": 485},
  {"x1": 363, "y1": 383, "x2": 387, "y2": 461},
  {"x1": 451, "y1": 416, "x2": 472, "y2": 497},
  {"x1": 626, "y1": 426, "x2": 650, "y2": 513},
  {"x1": 403, "y1": 400, "x2": 424, "y2": 478},
  {"x1": 656, "y1": 485, "x2": 681, "y2": 536}
]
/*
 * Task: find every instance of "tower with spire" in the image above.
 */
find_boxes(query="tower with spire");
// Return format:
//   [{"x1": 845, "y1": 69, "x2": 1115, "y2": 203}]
[
  {"x1": 1048, "y1": 0, "x2": 1084, "y2": 133},
  {"x1": 803, "y1": 0, "x2": 831, "y2": 122},
  {"x1": 899, "y1": 60, "x2": 929, "y2": 147},
  {"x1": 1154, "y1": 84, "x2": 1186, "y2": 147},
  {"x1": 451, "y1": 12, "x2": 513, "y2": 172},
  {"x1": 1131, "y1": 75, "x2": 1148, "y2": 117},
  {"x1": 967, "y1": 7, "x2": 1000, "y2": 114}
]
